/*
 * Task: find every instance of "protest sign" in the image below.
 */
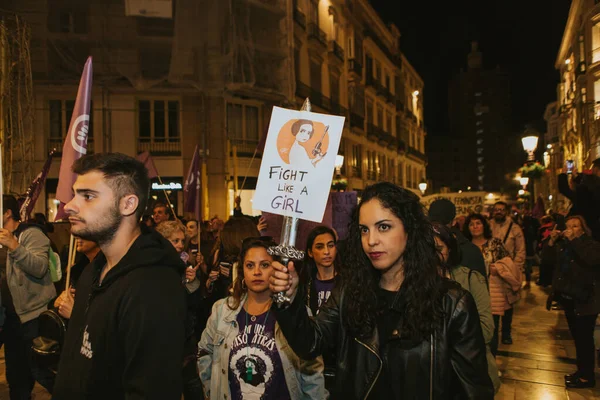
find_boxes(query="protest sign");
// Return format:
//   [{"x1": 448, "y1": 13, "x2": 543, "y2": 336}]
[
  {"x1": 253, "y1": 107, "x2": 345, "y2": 223},
  {"x1": 331, "y1": 191, "x2": 357, "y2": 240}
]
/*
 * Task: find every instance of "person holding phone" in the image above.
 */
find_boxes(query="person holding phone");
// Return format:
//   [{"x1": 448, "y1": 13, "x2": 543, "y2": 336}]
[
  {"x1": 542, "y1": 215, "x2": 600, "y2": 388},
  {"x1": 557, "y1": 157, "x2": 600, "y2": 241}
]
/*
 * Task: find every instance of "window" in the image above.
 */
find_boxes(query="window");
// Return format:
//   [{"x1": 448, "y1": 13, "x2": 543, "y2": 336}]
[
  {"x1": 347, "y1": 35, "x2": 354, "y2": 59},
  {"x1": 375, "y1": 62, "x2": 381, "y2": 81},
  {"x1": 398, "y1": 162, "x2": 404, "y2": 185},
  {"x1": 579, "y1": 35, "x2": 585, "y2": 64},
  {"x1": 330, "y1": 73, "x2": 340, "y2": 105},
  {"x1": 366, "y1": 99, "x2": 374, "y2": 124},
  {"x1": 227, "y1": 103, "x2": 260, "y2": 153},
  {"x1": 310, "y1": 60, "x2": 322, "y2": 92},
  {"x1": 385, "y1": 73, "x2": 390, "y2": 89},
  {"x1": 385, "y1": 112, "x2": 392, "y2": 134},
  {"x1": 49, "y1": 99, "x2": 94, "y2": 154},
  {"x1": 47, "y1": 2, "x2": 88, "y2": 34},
  {"x1": 365, "y1": 54, "x2": 373, "y2": 78},
  {"x1": 377, "y1": 105, "x2": 383, "y2": 127},
  {"x1": 137, "y1": 100, "x2": 180, "y2": 155},
  {"x1": 593, "y1": 22, "x2": 600, "y2": 63},
  {"x1": 351, "y1": 143, "x2": 362, "y2": 177}
]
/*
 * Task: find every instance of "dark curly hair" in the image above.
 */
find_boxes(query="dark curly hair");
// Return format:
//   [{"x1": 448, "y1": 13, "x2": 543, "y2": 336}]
[
  {"x1": 341, "y1": 182, "x2": 445, "y2": 340},
  {"x1": 432, "y1": 222, "x2": 461, "y2": 271},
  {"x1": 462, "y1": 213, "x2": 492, "y2": 241}
]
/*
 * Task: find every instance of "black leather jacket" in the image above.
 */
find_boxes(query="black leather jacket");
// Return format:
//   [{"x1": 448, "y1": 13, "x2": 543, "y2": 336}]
[{"x1": 273, "y1": 279, "x2": 494, "y2": 399}]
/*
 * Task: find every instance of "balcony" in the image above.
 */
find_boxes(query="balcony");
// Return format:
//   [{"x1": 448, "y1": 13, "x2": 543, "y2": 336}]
[
  {"x1": 350, "y1": 112, "x2": 364, "y2": 130},
  {"x1": 328, "y1": 40, "x2": 344, "y2": 63},
  {"x1": 407, "y1": 146, "x2": 427, "y2": 163},
  {"x1": 293, "y1": 8, "x2": 306, "y2": 29},
  {"x1": 137, "y1": 137, "x2": 181, "y2": 156},
  {"x1": 229, "y1": 138, "x2": 259, "y2": 156},
  {"x1": 307, "y1": 23, "x2": 327, "y2": 49},
  {"x1": 48, "y1": 137, "x2": 94, "y2": 156}
]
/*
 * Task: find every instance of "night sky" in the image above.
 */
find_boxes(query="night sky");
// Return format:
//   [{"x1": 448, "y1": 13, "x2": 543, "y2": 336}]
[{"x1": 369, "y1": 0, "x2": 572, "y2": 137}]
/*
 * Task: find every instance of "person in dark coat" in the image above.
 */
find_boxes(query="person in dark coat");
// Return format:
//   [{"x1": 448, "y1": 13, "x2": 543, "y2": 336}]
[
  {"x1": 428, "y1": 198, "x2": 487, "y2": 280},
  {"x1": 543, "y1": 215, "x2": 600, "y2": 389}
]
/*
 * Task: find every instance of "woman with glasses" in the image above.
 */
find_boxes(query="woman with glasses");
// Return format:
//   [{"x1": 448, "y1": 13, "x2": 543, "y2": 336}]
[
  {"x1": 269, "y1": 182, "x2": 493, "y2": 399},
  {"x1": 432, "y1": 223, "x2": 500, "y2": 393},
  {"x1": 198, "y1": 236, "x2": 326, "y2": 399},
  {"x1": 463, "y1": 214, "x2": 521, "y2": 358}
]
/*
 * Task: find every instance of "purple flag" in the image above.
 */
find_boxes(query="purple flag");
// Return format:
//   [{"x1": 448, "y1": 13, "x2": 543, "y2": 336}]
[
  {"x1": 183, "y1": 145, "x2": 201, "y2": 220},
  {"x1": 135, "y1": 151, "x2": 159, "y2": 179},
  {"x1": 55, "y1": 56, "x2": 93, "y2": 220},
  {"x1": 19, "y1": 150, "x2": 55, "y2": 221}
]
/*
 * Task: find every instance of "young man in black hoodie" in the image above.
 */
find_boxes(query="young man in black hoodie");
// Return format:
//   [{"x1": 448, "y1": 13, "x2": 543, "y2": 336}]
[{"x1": 52, "y1": 153, "x2": 187, "y2": 400}]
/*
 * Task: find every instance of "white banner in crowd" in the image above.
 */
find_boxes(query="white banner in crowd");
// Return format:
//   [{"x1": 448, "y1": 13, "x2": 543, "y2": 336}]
[
  {"x1": 421, "y1": 191, "x2": 511, "y2": 216},
  {"x1": 253, "y1": 107, "x2": 345, "y2": 223}
]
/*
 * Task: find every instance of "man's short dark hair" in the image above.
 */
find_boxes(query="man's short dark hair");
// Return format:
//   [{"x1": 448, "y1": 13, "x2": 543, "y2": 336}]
[
  {"x1": 493, "y1": 201, "x2": 508, "y2": 210},
  {"x1": 72, "y1": 153, "x2": 149, "y2": 220},
  {"x1": 153, "y1": 202, "x2": 167, "y2": 212},
  {"x1": 592, "y1": 157, "x2": 600, "y2": 169},
  {"x1": 3, "y1": 195, "x2": 21, "y2": 222}
]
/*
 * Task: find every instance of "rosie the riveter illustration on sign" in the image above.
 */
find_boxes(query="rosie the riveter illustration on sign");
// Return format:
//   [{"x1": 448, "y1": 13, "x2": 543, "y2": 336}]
[{"x1": 253, "y1": 106, "x2": 345, "y2": 223}]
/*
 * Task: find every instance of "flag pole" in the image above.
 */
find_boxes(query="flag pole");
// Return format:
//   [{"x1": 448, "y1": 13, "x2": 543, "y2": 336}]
[
  {"x1": 65, "y1": 234, "x2": 76, "y2": 295},
  {"x1": 155, "y1": 174, "x2": 179, "y2": 223}
]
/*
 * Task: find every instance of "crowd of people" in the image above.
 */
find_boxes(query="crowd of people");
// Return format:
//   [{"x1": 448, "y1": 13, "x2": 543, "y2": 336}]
[{"x1": 0, "y1": 152, "x2": 597, "y2": 399}]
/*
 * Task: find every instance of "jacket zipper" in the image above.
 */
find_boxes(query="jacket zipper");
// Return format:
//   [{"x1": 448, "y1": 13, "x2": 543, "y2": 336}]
[{"x1": 354, "y1": 337, "x2": 382, "y2": 400}]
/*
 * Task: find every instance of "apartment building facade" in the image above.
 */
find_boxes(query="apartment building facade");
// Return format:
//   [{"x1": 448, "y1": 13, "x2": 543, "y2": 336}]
[
  {"x1": 555, "y1": 0, "x2": 600, "y2": 175},
  {"x1": 7, "y1": 0, "x2": 427, "y2": 221}
]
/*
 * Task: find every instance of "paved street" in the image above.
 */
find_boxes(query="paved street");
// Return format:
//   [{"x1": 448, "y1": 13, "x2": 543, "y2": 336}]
[{"x1": 0, "y1": 269, "x2": 598, "y2": 399}]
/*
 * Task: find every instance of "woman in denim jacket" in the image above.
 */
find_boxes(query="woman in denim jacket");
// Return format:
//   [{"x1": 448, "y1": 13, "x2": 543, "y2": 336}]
[{"x1": 198, "y1": 236, "x2": 326, "y2": 399}]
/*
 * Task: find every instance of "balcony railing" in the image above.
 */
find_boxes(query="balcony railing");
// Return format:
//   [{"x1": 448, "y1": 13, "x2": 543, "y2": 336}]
[
  {"x1": 307, "y1": 23, "x2": 327, "y2": 47},
  {"x1": 328, "y1": 41, "x2": 344, "y2": 62},
  {"x1": 407, "y1": 146, "x2": 427, "y2": 162},
  {"x1": 293, "y1": 8, "x2": 306, "y2": 29},
  {"x1": 330, "y1": 102, "x2": 347, "y2": 117},
  {"x1": 48, "y1": 137, "x2": 94, "y2": 155},
  {"x1": 137, "y1": 137, "x2": 181, "y2": 156},
  {"x1": 229, "y1": 138, "x2": 260, "y2": 156}
]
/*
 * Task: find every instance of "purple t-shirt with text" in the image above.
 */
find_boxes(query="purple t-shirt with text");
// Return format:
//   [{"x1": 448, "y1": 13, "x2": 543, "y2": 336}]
[{"x1": 229, "y1": 309, "x2": 291, "y2": 400}]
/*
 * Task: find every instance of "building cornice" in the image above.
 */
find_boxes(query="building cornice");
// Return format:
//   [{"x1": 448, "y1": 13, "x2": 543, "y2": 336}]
[{"x1": 556, "y1": 0, "x2": 582, "y2": 68}]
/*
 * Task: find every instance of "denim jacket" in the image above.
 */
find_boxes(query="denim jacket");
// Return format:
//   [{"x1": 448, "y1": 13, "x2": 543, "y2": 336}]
[{"x1": 198, "y1": 295, "x2": 327, "y2": 399}]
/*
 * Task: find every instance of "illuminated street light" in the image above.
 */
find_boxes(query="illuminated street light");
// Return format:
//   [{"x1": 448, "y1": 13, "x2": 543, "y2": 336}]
[
  {"x1": 519, "y1": 176, "x2": 529, "y2": 188},
  {"x1": 419, "y1": 179, "x2": 428, "y2": 195},
  {"x1": 518, "y1": 189, "x2": 525, "y2": 195},
  {"x1": 413, "y1": 90, "x2": 419, "y2": 96},
  {"x1": 334, "y1": 155, "x2": 344, "y2": 173},
  {"x1": 521, "y1": 134, "x2": 539, "y2": 163}
]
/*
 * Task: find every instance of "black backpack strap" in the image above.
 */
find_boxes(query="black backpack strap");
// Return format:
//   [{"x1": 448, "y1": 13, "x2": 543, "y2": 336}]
[{"x1": 503, "y1": 222, "x2": 514, "y2": 244}]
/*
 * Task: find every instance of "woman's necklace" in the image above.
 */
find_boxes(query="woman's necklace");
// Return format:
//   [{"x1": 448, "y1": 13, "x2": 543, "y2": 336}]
[{"x1": 245, "y1": 303, "x2": 271, "y2": 382}]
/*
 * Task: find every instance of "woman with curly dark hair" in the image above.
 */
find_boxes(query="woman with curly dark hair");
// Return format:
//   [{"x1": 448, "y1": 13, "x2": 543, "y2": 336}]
[{"x1": 269, "y1": 182, "x2": 493, "y2": 399}]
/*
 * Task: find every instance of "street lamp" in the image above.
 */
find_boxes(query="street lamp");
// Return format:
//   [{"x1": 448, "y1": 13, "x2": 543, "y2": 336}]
[
  {"x1": 334, "y1": 155, "x2": 344, "y2": 175},
  {"x1": 418, "y1": 179, "x2": 427, "y2": 195},
  {"x1": 519, "y1": 176, "x2": 529, "y2": 189},
  {"x1": 521, "y1": 134, "x2": 539, "y2": 164},
  {"x1": 332, "y1": 155, "x2": 347, "y2": 192}
]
